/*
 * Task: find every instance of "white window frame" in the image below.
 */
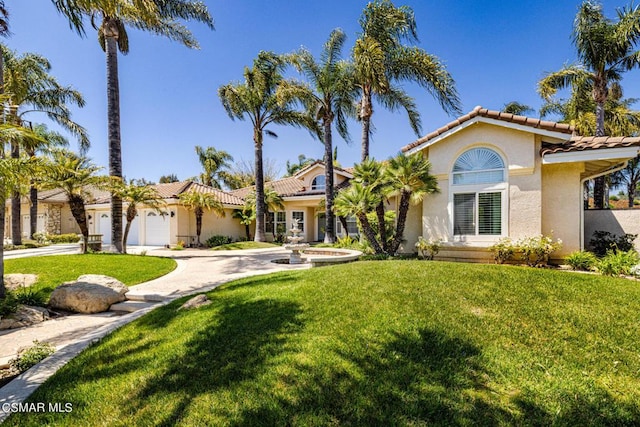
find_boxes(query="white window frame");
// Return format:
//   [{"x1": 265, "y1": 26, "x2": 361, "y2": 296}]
[
  {"x1": 311, "y1": 175, "x2": 326, "y2": 190},
  {"x1": 292, "y1": 211, "x2": 304, "y2": 232},
  {"x1": 449, "y1": 147, "x2": 508, "y2": 242}
]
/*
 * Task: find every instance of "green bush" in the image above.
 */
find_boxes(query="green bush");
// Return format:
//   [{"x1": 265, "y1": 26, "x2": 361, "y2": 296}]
[
  {"x1": 564, "y1": 251, "x2": 598, "y2": 271},
  {"x1": 334, "y1": 235, "x2": 361, "y2": 249},
  {"x1": 206, "y1": 235, "x2": 233, "y2": 248},
  {"x1": 597, "y1": 249, "x2": 640, "y2": 276},
  {"x1": 518, "y1": 235, "x2": 563, "y2": 267},
  {"x1": 14, "y1": 287, "x2": 47, "y2": 307},
  {"x1": 0, "y1": 292, "x2": 19, "y2": 317},
  {"x1": 415, "y1": 236, "x2": 441, "y2": 260},
  {"x1": 489, "y1": 237, "x2": 516, "y2": 264},
  {"x1": 589, "y1": 231, "x2": 637, "y2": 257},
  {"x1": 9, "y1": 341, "x2": 55, "y2": 373},
  {"x1": 48, "y1": 233, "x2": 82, "y2": 244},
  {"x1": 609, "y1": 195, "x2": 619, "y2": 201}
]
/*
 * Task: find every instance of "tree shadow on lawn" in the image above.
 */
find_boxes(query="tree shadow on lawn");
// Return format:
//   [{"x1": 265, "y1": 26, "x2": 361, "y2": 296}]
[
  {"x1": 122, "y1": 297, "x2": 305, "y2": 425},
  {"x1": 233, "y1": 328, "x2": 640, "y2": 426}
]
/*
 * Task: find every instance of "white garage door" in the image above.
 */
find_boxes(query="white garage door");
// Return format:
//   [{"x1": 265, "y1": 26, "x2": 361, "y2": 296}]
[
  {"x1": 99, "y1": 213, "x2": 138, "y2": 245},
  {"x1": 145, "y1": 211, "x2": 169, "y2": 246}
]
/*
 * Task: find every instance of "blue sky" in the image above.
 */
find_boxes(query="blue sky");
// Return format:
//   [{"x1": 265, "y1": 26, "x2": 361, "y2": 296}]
[{"x1": 6, "y1": 1, "x2": 640, "y2": 183}]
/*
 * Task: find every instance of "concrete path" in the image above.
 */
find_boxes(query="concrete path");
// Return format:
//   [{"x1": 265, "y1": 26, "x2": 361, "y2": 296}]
[
  {"x1": 0, "y1": 246, "x2": 308, "y2": 421},
  {"x1": 3, "y1": 244, "x2": 163, "y2": 259}
]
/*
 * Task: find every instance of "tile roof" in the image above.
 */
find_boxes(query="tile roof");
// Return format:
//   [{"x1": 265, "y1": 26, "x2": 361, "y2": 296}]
[
  {"x1": 230, "y1": 176, "x2": 306, "y2": 198},
  {"x1": 401, "y1": 105, "x2": 575, "y2": 153},
  {"x1": 540, "y1": 136, "x2": 640, "y2": 156}
]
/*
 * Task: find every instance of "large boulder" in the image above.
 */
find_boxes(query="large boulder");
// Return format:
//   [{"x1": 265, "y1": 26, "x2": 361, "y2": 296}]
[
  {"x1": 3, "y1": 274, "x2": 38, "y2": 291},
  {"x1": 0, "y1": 305, "x2": 50, "y2": 330},
  {"x1": 49, "y1": 275, "x2": 129, "y2": 314}
]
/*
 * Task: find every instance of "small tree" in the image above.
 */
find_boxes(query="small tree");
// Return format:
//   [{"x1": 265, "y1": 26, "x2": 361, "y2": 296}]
[
  {"x1": 114, "y1": 180, "x2": 166, "y2": 253},
  {"x1": 179, "y1": 190, "x2": 224, "y2": 247},
  {"x1": 232, "y1": 206, "x2": 255, "y2": 241}
]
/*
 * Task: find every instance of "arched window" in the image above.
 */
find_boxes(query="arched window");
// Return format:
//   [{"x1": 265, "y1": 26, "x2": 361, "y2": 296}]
[
  {"x1": 452, "y1": 147, "x2": 505, "y2": 185},
  {"x1": 311, "y1": 175, "x2": 326, "y2": 190},
  {"x1": 451, "y1": 148, "x2": 506, "y2": 237}
]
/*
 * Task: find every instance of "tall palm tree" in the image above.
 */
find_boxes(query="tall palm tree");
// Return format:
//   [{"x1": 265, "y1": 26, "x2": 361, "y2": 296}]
[
  {"x1": 194, "y1": 145, "x2": 233, "y2": 189},
  {"x1": 538, "y1": 0, "x2": 640, "y2": 208},
  {"x1": 114, "y1": 179, "x2": 166, "y2": 253},
  {"x1": 219, "y1": 51, "x2": 318, "y2": 241},
  {"x1": 41, "y1": 149, "x2": 105, "y2": 254},
  {"x1": 289, "y1": 29, "x2": 356, "y2": 244},
  {"x1": 385, "y1": 154, "x2": 439, "y2": 254},
  {"x1": 27, "y1": 124, "x2": 69, "y2": 239},
  {"x1": 52, "y1": 0, "x2": 214, "y2": 253},
  {"x1": 353, "y1": 0, "x2": 460, "y2": 162},
  {"x1": 178, "y1": 190, "x2": 224, "y2": 247},
  {"x1": 2, "y1": 45, "x2": 88, "y2": 244}
]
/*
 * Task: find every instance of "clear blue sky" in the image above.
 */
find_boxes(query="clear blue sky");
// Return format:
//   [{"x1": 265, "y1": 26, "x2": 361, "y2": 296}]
[{"x1": 6, "y1": 1, "x2": 640, "y2": 183}]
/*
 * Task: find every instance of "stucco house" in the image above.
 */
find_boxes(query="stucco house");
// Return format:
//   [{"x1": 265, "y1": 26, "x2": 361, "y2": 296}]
[
  {"x1": 230, "y1": 161, "x2": 355, "y2": 242},
  {"x1": 400, "y1": 106, "x2": 640, "y2": 262}
]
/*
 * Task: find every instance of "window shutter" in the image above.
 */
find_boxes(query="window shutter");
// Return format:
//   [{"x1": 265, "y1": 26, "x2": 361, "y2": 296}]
[
  {"x1": 454, "y1": 194, "x2": 475, "y2": 235},
  {"x1": 478, "y1": 192, "x2": 501, "y2": 235}
]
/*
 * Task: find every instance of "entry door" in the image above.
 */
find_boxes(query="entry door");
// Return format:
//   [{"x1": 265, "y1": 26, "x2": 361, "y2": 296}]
[
  {"x1": 99, "y1": 213, "x2": 112, "y2": 244},
  {"x1": 317, "y1": 213, "x2": 326, "y2": 241}
]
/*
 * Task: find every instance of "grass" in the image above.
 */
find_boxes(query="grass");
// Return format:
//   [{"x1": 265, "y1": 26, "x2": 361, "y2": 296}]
[
  {"x1": 210, "y1": 241, "x2": 280, "y2": 251},
  {"x1": 6, "y1": 261, "x2": 640, "y2": 425},
  {"x1": 4, "y1": 254, "x2": 177, "y2": 302}
]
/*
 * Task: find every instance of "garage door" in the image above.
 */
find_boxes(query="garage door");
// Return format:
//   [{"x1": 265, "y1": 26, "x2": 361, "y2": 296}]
[
  {"x1": 145, "y1": 211, "x2": 169, "y2": 246},
  {"x1": 99, "y1": 213, "x2": 139, "y2": 245}
]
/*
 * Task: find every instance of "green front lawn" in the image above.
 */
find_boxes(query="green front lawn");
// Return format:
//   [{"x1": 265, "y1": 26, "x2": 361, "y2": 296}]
[
  {"x1": 210, "y1": 241, "x2": 280, "y2": 251},
  {"x1": 5, "y1": 254, "x2": 177, "y2": 301},
  {"x1": 6, "y1": 261, "x2": 640, "y2": 425}
]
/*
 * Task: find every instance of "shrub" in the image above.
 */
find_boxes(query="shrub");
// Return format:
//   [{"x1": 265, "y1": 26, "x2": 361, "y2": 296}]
[
  {"x1": 48, "y1": 233, "x2": 82, "y2": 244},
  {"x1": 9, "y1": 341, "x2": 55, "y2": 373},
  {"x1": 206, "y1": 235, "x2": 233, "y2": 248},
  {"x1": 489, "y1": 237, "x2": 516, "y2": 264},
  {"x1": 14, "y1": 287, "x2": 46, "y2": 307},
  {"x1": 609, "y1": 195, "x2": 619, "y2": 201},
  {"x1": 598, "y1": 249, "x2": 640, "y2": 277},
  {"x1": 565, "y1": 251, "x2": 598, "y2": 271},
  {"x1": 589, "y1": 231, "x2": 637, "y2": 257},
  {"x1": 0, "y1": 292, "x2": 19, "y2": 317},
  {"x1": 334, "y1": 235, "x2": 360, "y2": 249},
  {"x1": 518, "y1": 235, "x2": 563, "y2": 267},
  {"x1": 32, "y1": 231, "x2": 50, "y2": 244},
  {"x1": 415, "y1": 236, "x2": 441, "y2": 260}
]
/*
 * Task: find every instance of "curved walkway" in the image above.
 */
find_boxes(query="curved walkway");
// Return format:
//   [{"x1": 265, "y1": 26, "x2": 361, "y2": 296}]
[{"x1": 0, "y1": 246, "x2": 308, "y2": 421}]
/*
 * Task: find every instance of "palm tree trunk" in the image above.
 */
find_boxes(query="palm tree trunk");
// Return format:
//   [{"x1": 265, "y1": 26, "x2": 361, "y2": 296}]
[
  {"x1": 244, "y1": 223, "x2": 251, "y2": 240},
  {"x1": 357, "y1": 212, "x2": 384, "y2": 254},
  {"x1": 105, "y1": 26, "x2": 123, "y2": 252},
  {"x1": 69, "y1": 195, "x2": 89, "y2": 254},
  {"x1": 323, "y1": 118, "x2": 335, "y2": 244},
  {"x1": 0, "y1": 194, "x2": 5, "y2": 299},
  {"x1": 196, "y1": 209, "x2": 203, "y2": 246},
  {"x1": 10, "y1": 139, "x2": 21, "y2": 245},
  {"x1": 593, "y1": 85, "x2": 607, "y2": 209},
  {"x1": 390, "y1": 191, "x2": 411, "y2": 255},
  {"x1": 360, "y1": 88, "x2": 373, "y2": 163},
  {"x1": 30, "y1": 185, "x2": 37, "y2": 239},
  {"x1": 122, "y1": 204, "x2": 136, "y2": 254},
  {"x1": 629, "y1": 183, "x2": 636, "y2": 208},
  {"x1": 254, "y1": 130, "x2": 266, "y2": 242},
  {"x1": 338, "y1": 215, "x2": 349, "y2": 238}
]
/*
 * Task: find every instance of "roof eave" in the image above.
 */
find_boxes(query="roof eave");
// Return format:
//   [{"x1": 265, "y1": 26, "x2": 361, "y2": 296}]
[{"x1": 542, "y1": 146, "x2": 640, "y2": 164}]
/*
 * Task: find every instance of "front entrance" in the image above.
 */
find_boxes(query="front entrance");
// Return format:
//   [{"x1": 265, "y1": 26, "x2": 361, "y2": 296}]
[{"x1": 317, "y1": 213, "x2": 326, "y2": 241}]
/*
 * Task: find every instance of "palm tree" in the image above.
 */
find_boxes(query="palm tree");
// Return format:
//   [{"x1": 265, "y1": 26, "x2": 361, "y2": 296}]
[
  {"x1": 538, "y1": 0, "x2": 640, "y2": 208},
  {"x1": 219, "y1": 51, "x2": 317, "y2": 241},
  {"x1": 289, "y1": 29, "x2": 356, "y2": 244},
  {"x1": 502, "y1": 102, "x2": 534, "y2": 116},
  {"x1": 178, "y1": 190, "x2": 224, "y2": 247},
  {"x1": 385, "y1": 154, "x2": 439, "y2": 254},
  {"x1": 27, "y1": 124, "x2": 69, "y2": 239},
  {"x1": 114, "y1": 179, "x2": 166, "y2": 253},
  {"x1": 53, "y1": 0, "x2": 214, "y2": 253},
  {"x1": 232, "y1": 206, "x2": 255, "y2": 241},
  {"x1": 194, "y1": 145, "x2": 233, "y2": 189},
  {"x1": 351, "y1": 158, "x2": 390, "y2": 252},
  {"x1": 353, "y1": 0, "x2": 460, "y2": 162},
  {"x1": 2, "y1": 45, "x2": 88, "y2": 244},
  {"x1": 41, "y1": 149, "x2": 105, "y2": 254},
  {"x1": 334, "y1": 181, "x2": 384, "y2": 254}
]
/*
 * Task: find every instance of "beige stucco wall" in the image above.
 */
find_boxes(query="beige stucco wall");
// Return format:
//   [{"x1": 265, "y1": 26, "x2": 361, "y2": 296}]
[
  {"x1": 297, "y1": 166, "x2": 350, "y2": 191},
  {"x1": 5, "y1": 202, "x2": 78, "y2": 239},
  {"x1": 417, "y1": 123, "x2": 544, "y2": 246},
  {"x1": 541, "y1": 162, "x2": 584, "y2": 256},
  {"x1": 584, "y1": 209, "x2": 640, "y2": 252}
]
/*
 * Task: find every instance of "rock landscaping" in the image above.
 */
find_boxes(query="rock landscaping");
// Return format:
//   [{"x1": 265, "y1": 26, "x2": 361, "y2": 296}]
[
  {"x1": 49, "y1": 275, "x2": 129, "y2": 314},
  {"x1": 3, "y1": 274, "x2": 38, "y2": 291},
  {"x1": 0, "y1": 306, "x2": 50, "y2": 330}
]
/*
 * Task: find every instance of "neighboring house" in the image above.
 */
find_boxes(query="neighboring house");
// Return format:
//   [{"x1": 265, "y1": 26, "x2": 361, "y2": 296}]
[
  {"x1": 231, "y1": 161, "x2": 355, "y2": 242},
  {"x1": 401, "y1": 106, "x2": 640, "y2": 262},
  {"x1": 85, "y1": 181, "x2": 245, "y2": 247}
]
